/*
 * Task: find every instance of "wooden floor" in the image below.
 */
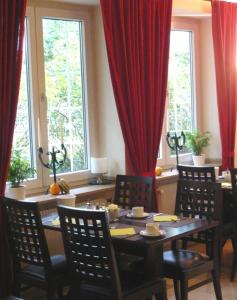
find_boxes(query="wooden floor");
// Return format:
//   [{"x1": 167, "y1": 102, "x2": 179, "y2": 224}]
[{"x1": 21, "y1": 241, "x2": 237, "y2": 300}]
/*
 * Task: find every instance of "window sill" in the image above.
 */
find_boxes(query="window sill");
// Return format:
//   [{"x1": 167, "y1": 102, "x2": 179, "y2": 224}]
[
  {"x1": 156, "y1": 169, "x2": 179, "y2": 185},
  {"x1": 25, "y1": 183, "x2": 115, "y2": 210}
]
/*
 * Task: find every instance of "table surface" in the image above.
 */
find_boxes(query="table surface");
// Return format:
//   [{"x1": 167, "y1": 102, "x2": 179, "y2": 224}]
[
  {"x1": 42, "y1": 209, "x2": 219, "y2": 279},
  {"x1": 42, "y1": 209, "x2": 218, "y2": 246}
]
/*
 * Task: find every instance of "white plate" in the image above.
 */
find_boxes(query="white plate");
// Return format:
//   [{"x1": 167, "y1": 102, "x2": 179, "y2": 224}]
[
  {"x1": 126, "y1": 212, "x2": 149, "y2": 219},
  {"x1": 140, "y1": 229, "x2": 166, "y2": 238}
]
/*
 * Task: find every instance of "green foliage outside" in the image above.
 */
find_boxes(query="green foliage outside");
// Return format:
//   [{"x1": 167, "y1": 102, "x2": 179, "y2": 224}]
[
  {"x1": 43, "y1": 19, "x2": 87, "y2": 173},
  {"x1": 186, "y1": 131, "x2": 211, "y2": 155},
  {"x1": 8, "y1": 150, "x2": 35, "y2": 187},
  {"x1": 167, "y1": 30, "x2": 194, "y2": 156},
  {"x1": 13, "y1": 18, "x2": 88, "y2": 178}
]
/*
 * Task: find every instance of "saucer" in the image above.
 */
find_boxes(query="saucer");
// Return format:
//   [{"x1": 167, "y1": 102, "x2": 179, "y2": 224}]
[
  {"x1": 140, "y1": 229, "x2": 166, "y2": 238},
  {"x1": 126, "y1": 212, "x2": 149, "y2": 219}
]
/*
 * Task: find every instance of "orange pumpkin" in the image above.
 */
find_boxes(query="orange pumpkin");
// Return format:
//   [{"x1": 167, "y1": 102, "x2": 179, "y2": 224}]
[
  {"x1": 155, "y1": 166, "x2": 163, "y2": 176},
  {"x1": 49, "y1": 182, "x2": 61, "y2": 195}
]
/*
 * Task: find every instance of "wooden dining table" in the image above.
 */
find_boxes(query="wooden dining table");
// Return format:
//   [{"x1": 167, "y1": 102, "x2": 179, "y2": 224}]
[{"x1": 42, "y1": 208, "x2": 220, "y2": 280}]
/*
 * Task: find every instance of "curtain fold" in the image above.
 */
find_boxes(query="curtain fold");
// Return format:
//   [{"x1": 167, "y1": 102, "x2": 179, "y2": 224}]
[
  {"x1": 0, "y1": 0, "x2": 26, "y2": 295},
  {"x1": 100, "y1": 0, "x2": 172, "y2": 209},
  {"x1": 212, "y1": 0, "x2": 237, "y2": 170}
]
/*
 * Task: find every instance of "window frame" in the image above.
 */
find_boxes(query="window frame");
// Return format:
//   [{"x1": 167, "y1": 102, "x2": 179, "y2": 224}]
[
  {"x1": 157, "y1": 19, "x2": 200, "y2": 167},
  {"x1": 17, "y1": 6, "x2": 96, "y2": 194}
]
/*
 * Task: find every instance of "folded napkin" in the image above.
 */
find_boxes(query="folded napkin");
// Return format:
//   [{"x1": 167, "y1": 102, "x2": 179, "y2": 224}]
[
  {"x1": 110, "y1": 228, "x2": 136, "y2": 236},
  {"x1": 221, "y1": 182, "x2": 232, "y2": 189},
  {"x1": 153, "y1": 215, "x2": 178, "y2": 222},
  {"x1": 52, "y1": 217, "x2": 60, "y2": 226}
]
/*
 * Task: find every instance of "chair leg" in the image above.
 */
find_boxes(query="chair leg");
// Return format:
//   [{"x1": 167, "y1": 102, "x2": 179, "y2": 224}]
[
  {"x1": 231, "y1": 254, "x2": 237, "y2": 281},
  {"x1": 47, "y1": 288, "x2": 56, "y2": 300},
  {"x1": 13, "y1": 279, "x2": 21, "y2": 297},
  {"x1": 230, "y1": 235, "x2": 237, "y2": 281},
  {"x1": 173, "y1": 280, "x2": 181, "y2": 300},
  {"x1": 211, "y1": 269, "x2": 222, "y2": 300},
  {"x1": 155, "y1": 284, "x2": 167, "y2": 300},
  {"x1": 180, "y1": 279, "x2": 188, "y2": 300}
]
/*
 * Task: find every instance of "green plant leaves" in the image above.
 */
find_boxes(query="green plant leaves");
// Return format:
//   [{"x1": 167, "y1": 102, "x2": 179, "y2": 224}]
[
  {"x1": 8, "y1": 150, "x2": 35, "y2": 187},
  {"x1": 186, "y1": 131, "x2": 211, "y2": 155}
]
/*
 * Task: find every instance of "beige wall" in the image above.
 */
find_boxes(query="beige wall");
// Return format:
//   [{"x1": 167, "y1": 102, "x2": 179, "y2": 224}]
[
  {"x1": 200, "y1": 18, "x2": 221, "y2": 160},
  {"x1": 92, "y1": 6, "x2": 125, "y2": 176}
]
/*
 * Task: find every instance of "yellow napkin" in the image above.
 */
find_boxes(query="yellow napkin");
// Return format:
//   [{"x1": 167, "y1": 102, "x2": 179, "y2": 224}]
[
  {"x1": 52, "y1": 218, "x2": 60, "y2": 226},
  {"x1": 153, "y1": 215, "x2": 178, "y2": 222},
  {"x1": 110, "y1": 228, "x2": 136, "y2": 236},
  {"x1": 221, "y1": 182, "x2": 232, "y2": 189}
]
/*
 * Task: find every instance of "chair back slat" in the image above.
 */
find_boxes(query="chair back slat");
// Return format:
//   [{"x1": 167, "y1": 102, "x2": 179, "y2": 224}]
[
  {"x1": 177, "y1": 165, "x2": 216, "y2": 182},
  {"x1": 3, "y1": 197, "x2": 51, "y2": 268},
  {"x1": 230, "y1": 168, "x2": 237, "y2": 195},
  {"x1": 114, "y1": 175, "x2": 154, "y2": 212},
  {"x1": 58, "y1": 206, "x2": 121, "y2": 299},
  {"x1": 175, "y1": 180, "x2": 222, "y2": 245},
  {"x1": 175, "y1": 180, "x2": 222, "y2": 221}
]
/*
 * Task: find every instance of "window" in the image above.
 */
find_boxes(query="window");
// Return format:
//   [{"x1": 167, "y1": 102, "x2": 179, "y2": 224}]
[
  {"x1": 158, "y1": 26, "x2": 197, "y2": 166},
  {"x1": 42, "y1": 18, "x2": 88, "y2": 173},
  {"x1": 12, "y1": 7, "x2": 93, "y2": 193},
  {"x1": 13, "y1": 18, "x2": 36, "y2": 175}
]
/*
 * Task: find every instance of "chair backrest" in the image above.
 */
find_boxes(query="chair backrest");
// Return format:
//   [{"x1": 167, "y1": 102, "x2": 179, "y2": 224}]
[
  {"x1": 3, "y1": 197, "x2": 51, "y2": 271},
  {"x1": 177, "y1": 165, "x2": 216, "y2": 182},
  {"x1": 114, "y1": 175, "x2": 154, "y2": 212},
  {"x1": 58, "y1": 206, "x2": 122, "y2": 299},
  {"x1": 175, "y1": 180, "x2": 222, "y2": 221},
  {"x1": 230, "y1": 168, "x2": 237, "y2": 195}
]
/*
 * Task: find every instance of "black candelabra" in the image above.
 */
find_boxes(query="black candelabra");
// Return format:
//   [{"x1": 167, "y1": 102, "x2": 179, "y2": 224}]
[
  {"x1": 38, "y1": 144, "x2": 67, "y2": 183},
  {"x1": 166, "y1": 131, "x2": 186, "y2": 166}
]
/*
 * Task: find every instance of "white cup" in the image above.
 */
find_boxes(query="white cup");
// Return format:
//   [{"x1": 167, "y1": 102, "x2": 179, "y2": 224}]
[
  {"x1": 214, "y1": 166, "x2": 219, "y2": 180},
  {"x1": 132, "y1": 206, "x2": 144, "y2": 217},
  {"x1": 146, "y1": 223, "x2": 160, "y2": 235},
  {"x1": 56, "y1": 194, "x2": 76, "y2": 207}
]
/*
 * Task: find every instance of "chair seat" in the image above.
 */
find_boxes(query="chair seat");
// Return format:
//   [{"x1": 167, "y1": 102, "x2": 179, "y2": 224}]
[
  {"x1": 69, "y1": 271, "x2": 165, "y2": 300},
  {"x1": 163, "y1": 250, "x2": 209, "y2": 270},
  {"x1": 21, "y1": 255, "x2": 67, "y2": 280}
]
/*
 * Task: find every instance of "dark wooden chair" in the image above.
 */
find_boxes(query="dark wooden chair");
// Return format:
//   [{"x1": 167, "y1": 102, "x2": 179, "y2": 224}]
[
  {"x1": 114, "y1": 175, "x2": 154, "y2": 212},
  {"x1": 227, "y1": 168, "x2": 237, "y2": 281},
  {"x1": 2, "y1": 197, "x2": 68, "y2": 300},
  {"x1": 58, "y1": 205, "x2": 167, "y2": 300},
  {"x1": 177, "y1": 165, "x2": 216, "y2": 182},
  {"x1": 1, "y1": 297, "x2": 24, "y2": 300},
  {"x1": 163, "y1": 180, "x2": 222, "y2": 300}
]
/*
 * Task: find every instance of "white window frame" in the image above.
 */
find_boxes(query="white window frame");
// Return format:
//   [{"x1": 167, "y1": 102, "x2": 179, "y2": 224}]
[
  {"x1": 19, "y1": 5, "x2": 96, "y2": 194},
  {"x1": 157, "y1": 19, "x2": 200, "y2": 168}
]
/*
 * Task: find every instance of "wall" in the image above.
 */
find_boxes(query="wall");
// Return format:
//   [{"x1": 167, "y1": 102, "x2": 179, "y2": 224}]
[
  {"x1": 200, "y1": 18, "x2": 221, "y2": 160},
  {"x1": 92, "y1": 6, "x2": 125, "y2": 176}
]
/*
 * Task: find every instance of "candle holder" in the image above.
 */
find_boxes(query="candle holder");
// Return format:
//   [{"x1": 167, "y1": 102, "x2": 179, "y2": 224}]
[
  {"x1": 38, "y1": 144, "x2": 67, "y2": 184},
  {"x1": 166, "y1": 131, "x2": 186, "y2": 166}
]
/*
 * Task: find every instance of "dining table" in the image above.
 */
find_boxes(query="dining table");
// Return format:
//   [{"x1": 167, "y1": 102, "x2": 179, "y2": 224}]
[{"x1": 42, "y1": 207, "x2": 220, "y2": 280}]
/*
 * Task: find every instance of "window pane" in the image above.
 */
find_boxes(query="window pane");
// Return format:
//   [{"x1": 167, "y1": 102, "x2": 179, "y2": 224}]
[
  {"x1": 12, "y1": 20, "x2": 35, "y2": 172},
  {"x1": 42, "y1": 18, "x2": 88, "y2": 174},
  {"x1": 167, "y1": 30, "x2": 194, "y2": 154}
]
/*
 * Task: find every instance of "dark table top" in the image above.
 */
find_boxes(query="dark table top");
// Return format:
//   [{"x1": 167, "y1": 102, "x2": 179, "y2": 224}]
[{"x1": 42, "y1": 210, "x2": 218, "y2": 247}]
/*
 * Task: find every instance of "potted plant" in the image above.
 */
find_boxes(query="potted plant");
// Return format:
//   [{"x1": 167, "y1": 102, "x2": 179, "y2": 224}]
[
  {"x1": 186, "y1": 131, "x2": 211, "y2": 166},
  {"x1": 6, "y1": 150, "x2": 35, "y2": 200}
]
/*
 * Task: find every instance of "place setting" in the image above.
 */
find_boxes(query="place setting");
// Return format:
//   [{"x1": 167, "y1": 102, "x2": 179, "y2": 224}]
[
  {"x1": 140, "y1": 222, "x2": 166, "y2": 239},
  {"x1": 126, "y1": 206, "x2": 150, "y2": 219}
]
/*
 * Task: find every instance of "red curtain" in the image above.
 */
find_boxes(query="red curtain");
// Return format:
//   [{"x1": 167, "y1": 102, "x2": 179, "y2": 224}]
[
  {"x1": 100, "y1": 0, "x2": 172, "y2": 208},
  {"x1": 212, "y1": 0, "x2": 237, "y2": 170},
  {"x1": 0, "y1": 0, "x2": 26, "y2": 295}
]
